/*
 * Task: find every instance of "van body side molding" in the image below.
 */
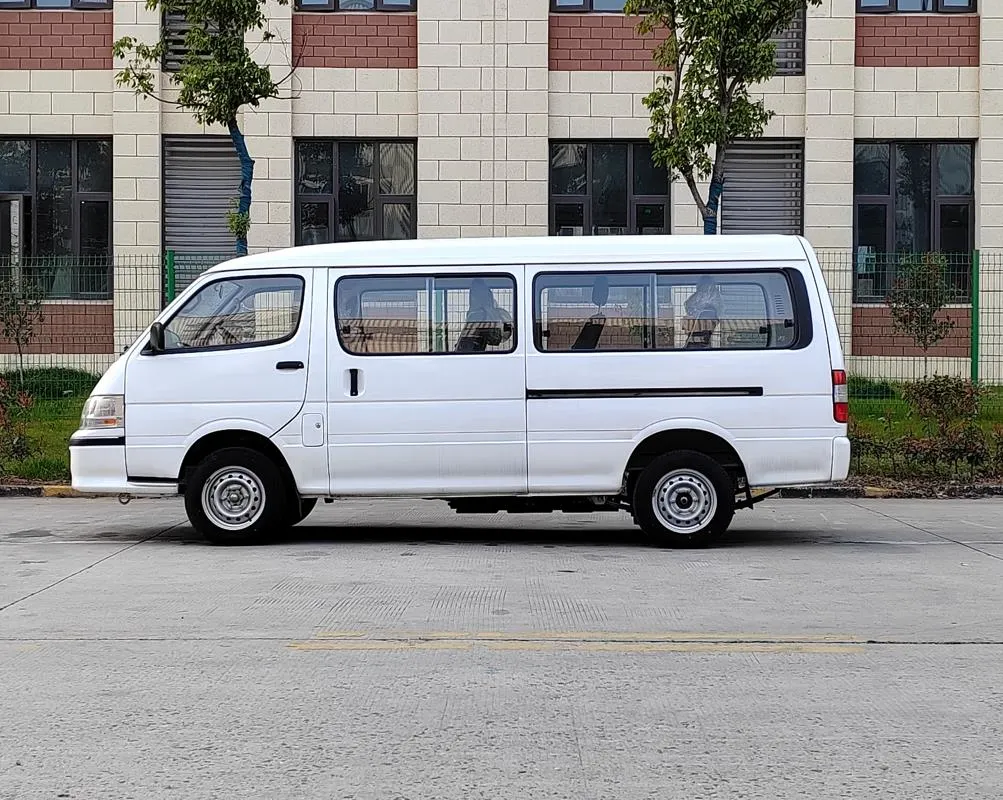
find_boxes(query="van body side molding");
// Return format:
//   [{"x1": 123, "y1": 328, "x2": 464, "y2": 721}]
[{"x1": 526, "y1": 387, "x2": 765, "y2": 400}]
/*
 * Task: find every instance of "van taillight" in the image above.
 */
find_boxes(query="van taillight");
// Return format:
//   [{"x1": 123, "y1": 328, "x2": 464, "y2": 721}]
[{"x1": 832, "y1": 370, "x2": 849, "y2": 423}]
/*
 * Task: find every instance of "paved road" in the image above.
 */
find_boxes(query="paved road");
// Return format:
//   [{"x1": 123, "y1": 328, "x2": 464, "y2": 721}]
[{"x1": 2, "y1": 497, "x2": 1002, "y2": 799}]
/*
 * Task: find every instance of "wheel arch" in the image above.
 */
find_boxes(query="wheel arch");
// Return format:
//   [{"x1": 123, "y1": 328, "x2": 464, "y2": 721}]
[
  {"x1": 623, "y1": 423, "x2": 748, "y2": 496},
  {"x1": 179, "y1": 429, "x2": 297, "y2": 501}
]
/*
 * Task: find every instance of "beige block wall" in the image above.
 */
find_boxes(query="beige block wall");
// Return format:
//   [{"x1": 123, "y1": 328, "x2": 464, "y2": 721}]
[{"x1": 417, "y1": 0, "x2": 548, "y2": 239}]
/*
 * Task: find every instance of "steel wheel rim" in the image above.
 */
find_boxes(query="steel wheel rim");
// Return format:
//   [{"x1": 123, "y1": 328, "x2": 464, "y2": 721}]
[
  {"x1": 651, "y1": 469, "x2": 717, "y2": 535},
  {"x1": 202, "y1": 466, "x2": 265, "y2": 531}
]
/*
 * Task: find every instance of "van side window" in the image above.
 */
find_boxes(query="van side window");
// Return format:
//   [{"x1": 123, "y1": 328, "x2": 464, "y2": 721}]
[
  {"x1": 163, "y1": 276, "x2": 305, "y2": 351},
  {"x1": 534, "y1": 270, "x2": 799, "y2": 352},
  {"x1": 336, "y1": 275, "x2": 516, "y2": 355}
]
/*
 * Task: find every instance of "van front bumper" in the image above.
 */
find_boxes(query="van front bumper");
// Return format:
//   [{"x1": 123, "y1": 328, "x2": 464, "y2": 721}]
[{"x1": 69, "y1": 434, "x2": 178, "y2": 497}]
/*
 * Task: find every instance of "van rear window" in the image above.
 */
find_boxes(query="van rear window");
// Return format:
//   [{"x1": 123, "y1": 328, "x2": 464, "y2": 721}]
[{"x1": 534, "y1": 270, "x2": 804, "y2": 352}]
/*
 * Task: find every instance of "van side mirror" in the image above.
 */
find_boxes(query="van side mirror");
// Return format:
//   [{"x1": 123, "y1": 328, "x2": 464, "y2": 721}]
[{"x1": 149, "y1": 322, "x2": 166, "y2": 354}]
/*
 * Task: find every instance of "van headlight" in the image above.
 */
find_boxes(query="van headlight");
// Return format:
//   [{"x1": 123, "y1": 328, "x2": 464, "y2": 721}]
[{"x1": 80, "y1": 395, "x2": 124, "y2": 430}]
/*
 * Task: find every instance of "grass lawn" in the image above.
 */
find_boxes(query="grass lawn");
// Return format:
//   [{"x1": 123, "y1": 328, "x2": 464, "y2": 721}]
[{"x1": 1, "y1": 397, "x2": 85, "y2": 483}]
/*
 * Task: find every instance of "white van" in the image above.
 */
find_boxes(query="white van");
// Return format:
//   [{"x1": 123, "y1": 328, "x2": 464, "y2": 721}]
[{"x1": 70, "y1": 235, "x2": 849, "y2": 547}]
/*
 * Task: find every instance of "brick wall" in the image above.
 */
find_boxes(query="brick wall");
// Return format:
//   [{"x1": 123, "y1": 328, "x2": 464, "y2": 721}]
[
  {"x1": 0, "y1": 10, "x2": 112, "y2": 70},
  {"x1": 855, "y1": 13, "x2": 979, "y2": 67},
  {"x1": 292, "y1": 12, "x2": 417, "y2": 69},
  {"x1": 852, "y1": 305, "x2": 971, "y2": 359},
  {"x1": 0, "y1": 303, "x2": 114, "y2": 356},
  {"x1": 549, "y1": 13, "x2": 666, "y2": 71}
]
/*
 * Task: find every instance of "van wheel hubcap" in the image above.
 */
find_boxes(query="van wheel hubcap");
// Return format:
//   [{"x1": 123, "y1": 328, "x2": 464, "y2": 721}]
[
  {"x1": 652, "y1": 469, "x2": 717, "y2": 535},
  {"x1": 202, "y1": 467, "x2": 265, "y2": 531}
]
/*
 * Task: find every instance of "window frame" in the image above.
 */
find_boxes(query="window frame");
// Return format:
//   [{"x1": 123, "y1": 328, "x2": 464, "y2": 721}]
[
  {"x1": 852, "y1": 139, "x2": 975, "y2": 303},
  {"x1": 549, "y1": 140, "x2": 672, "y2": 237},
  {"x1": 0, "y1": 136, "x2": 113, "y2": 301},
  {"x1": 531, "y1": 268, "x2": 813, "y2": 354},
  {"x1": 855, "y1": 0, "x2": 976, "y2": 12},
  {"x1": 334, "y1": 272, "x2": 519, "y2": 357},
  {"x1": 0, "y1": 0, "x2": 111, "y2": 8},
  {"x1": 152, "y1": 274, "x2": 307, "y2": 356},
  {"x1": 294, "y1": 138, "x2": 418, "y2": 247},
  {"x1": 294, "y1": 0, "x2": 416, "y2": 11}
]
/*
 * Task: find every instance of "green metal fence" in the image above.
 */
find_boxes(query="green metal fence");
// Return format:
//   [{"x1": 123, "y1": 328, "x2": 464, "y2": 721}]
[{"x1": 3, "y1": 247, "x2": 1003, "y2": 482}]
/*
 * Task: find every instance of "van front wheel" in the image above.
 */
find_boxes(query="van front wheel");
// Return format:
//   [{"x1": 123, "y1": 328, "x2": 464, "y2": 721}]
[
  {"x1": 632, "y1": 451, "x2": 735, "y2": 548},
  {"x1": 185, "y1": 447, "x2": 289, "y2": 545}
]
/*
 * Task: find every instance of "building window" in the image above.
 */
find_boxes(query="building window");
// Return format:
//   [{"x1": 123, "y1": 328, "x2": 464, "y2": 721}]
[
  {"x1": 856, "y1": 0, "x2": 975, "y2": 12},
  {"x1": 533, "y1": 270, "x2": 804, "y2": 352},
  {"x1": 295, "y1": 140, "x2": 417, "y2": 246},
  {"x1": 853, "y1": 141, "x2": 974, "y2": 303},
  {"x1": 0, "y1": 0, "x2": 110, "y2": 8},
  {"x1": 336, "y1": 275, "x2": 516, "y2": 356},
  {"x1": 550, "y1": 141, "x2": 670, "y2": 236},
  {"x1": 0, "y1": 138, "x2": 112, "y2": 300},
  {"x1": 295, "y1": 0, "x2": 415, "y2": 11}
]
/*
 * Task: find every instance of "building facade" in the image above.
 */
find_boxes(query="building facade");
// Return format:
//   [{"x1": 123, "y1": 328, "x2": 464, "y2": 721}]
[{"x1": 0, "y1": 0, "x2": 997, "y2": 378}]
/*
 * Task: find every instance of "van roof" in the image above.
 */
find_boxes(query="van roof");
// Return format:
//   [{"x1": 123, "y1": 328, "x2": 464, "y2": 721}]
[{"x1": 206, "y1": 234, "x2": 810, "y2": 273}]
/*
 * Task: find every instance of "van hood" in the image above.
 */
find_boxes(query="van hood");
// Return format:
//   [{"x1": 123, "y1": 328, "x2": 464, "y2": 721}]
[{"x1": 92, "y1": 353, "x2": 126, "y2": 396}]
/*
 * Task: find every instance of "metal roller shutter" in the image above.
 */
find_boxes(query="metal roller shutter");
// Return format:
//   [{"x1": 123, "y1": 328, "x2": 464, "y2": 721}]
[
  {"x1": 720, "y1": 139, "x2": 804, "y2": 236},
  {"x1": 163, "y1": 136, "x2": 240, "y2": 287}
]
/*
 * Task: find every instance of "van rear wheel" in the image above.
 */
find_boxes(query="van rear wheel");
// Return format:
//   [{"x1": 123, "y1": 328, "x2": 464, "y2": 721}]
[
  {"x1": 632, "y1": 450, "x2": 735, "y2": 548},
  {"x1": 185, "y1": 447, "x2": 289, "y2": 545}
]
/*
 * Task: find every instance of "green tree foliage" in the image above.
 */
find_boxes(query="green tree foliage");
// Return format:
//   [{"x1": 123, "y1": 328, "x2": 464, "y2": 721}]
[
  {"x1": 113, "y1": 0, "x2": 291, "y2": 255},
  {"x1": 623, "y1": 0, "x2": 822, "y2": 234}
]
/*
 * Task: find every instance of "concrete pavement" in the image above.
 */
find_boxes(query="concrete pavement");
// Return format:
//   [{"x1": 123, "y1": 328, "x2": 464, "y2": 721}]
[{"x1": 2, "y1": 497, "x2": 1002, "y2": 799}]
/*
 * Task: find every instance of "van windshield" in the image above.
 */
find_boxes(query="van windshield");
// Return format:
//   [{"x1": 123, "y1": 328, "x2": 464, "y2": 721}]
[{"x1": 163, "y1": 276, "x2": 305, "y2": 350}]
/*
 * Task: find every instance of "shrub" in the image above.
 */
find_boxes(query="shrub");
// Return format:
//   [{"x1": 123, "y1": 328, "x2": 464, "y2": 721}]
[
  {"x1": 0, "y1": 367, "x2": 99, "y2": 400},
  {"x1": 901, "y1": 376, "x2": 983, "y2": 431},
  {"x1": 885, "y1": 252, "x2": 957, "y2": 376},
  {"x1": 0, "y1": 377, "x2": 34, "y2": 465}
]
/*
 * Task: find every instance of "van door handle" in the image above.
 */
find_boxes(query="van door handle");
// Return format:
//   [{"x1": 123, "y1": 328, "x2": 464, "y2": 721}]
[
  {"x1": 276, "y1": 361, "x2": 304, "y2": 371},
  {"x1": 349, "y1": 368, "x2": 359, "y2": 397}
]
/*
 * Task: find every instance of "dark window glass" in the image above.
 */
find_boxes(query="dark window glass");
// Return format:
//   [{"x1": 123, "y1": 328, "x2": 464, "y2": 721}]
[
  {"x1": 0, "y1": 140, "x2": 30, "y2": 193},
  {"x1": 550, "y1": 141, "x2": 670, "y2": 236},
  {"x1": 896, "y1": 0, "x2": 932, "y2": 9},
  {"x1": 382, "y1": 203, "x2": 412, "y2": 240},
  {"x1": 297, "y1": 142, "x2": 334, "y2": 195},
  {"x1": 854, "y1": 143, "x2": 890, "y2": 195},
  {"x1": 379, "y1": 142, "x2": 415, "y2": 195},
  {"x1": 298, "y1": 0, "x2": 416, "y2": 9},
  {"x1": 636, "y1": 203, "x2": 666, "y2": 235},
  {"x1": 295, "y1": 140, "x2": 416, "y2": 245},
  {"x1": 894, "y1": 143, "x2": 932, "y2": 253},
  {"x1": 299, "y1": 202, "x2": 330, "y2": 246},
  {"x1": 338, "y1": 142, "x2": 375, "y2": 241},
  {"x1": 336, "y1": 275, "x2": 516, "y2": 356},
  {"x1": 592, "y1": 143, "x2": 628, "y2": 233},
  {"x1": 550, "y1": 143, "x2": 587, "y2": 196},
  {"x1": 857, "y1": 0, "x2": 975, "y2": 10},
  {"x1": 937, "y1": 144, "x2": 973, "y2": 195},
  {"x1": 632, "y1": 143, "x2": 669, "y2": 196},
  {"x1": 36, "y1": 141, "x2": 73, "y2": 258},
  {"x1": 534, "y1": 271, "x2": 799, "y2": 353},
  {"x1": 77, "y1": 140, "x2": 112, "y2": 194},
  {"x1": 939, "y1": 204, "x2": 970, "y2": 253},
  {"x1": 554, "y1": 203, "x2": 585, "y2": 236}
]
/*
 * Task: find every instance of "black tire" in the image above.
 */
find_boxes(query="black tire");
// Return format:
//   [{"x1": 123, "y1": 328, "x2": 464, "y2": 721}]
[
  {"x1": 184, "y1": 446, "x2": 290, "y2": 545},
  {"x1": 631, "y1": 450, "x2": 735, "y2": 548},
  {"x1": 291, "y1": 497, "x2": 318, "y2": 526}
]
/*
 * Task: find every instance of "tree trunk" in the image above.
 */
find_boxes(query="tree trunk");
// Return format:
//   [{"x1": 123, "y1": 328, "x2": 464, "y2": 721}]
[
  {"x1": 227, "y1": 119, "x2": 254, "y2": 256},
  {"x1": 703, "y1": 177, "x2": 723, "y2": 235}
]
